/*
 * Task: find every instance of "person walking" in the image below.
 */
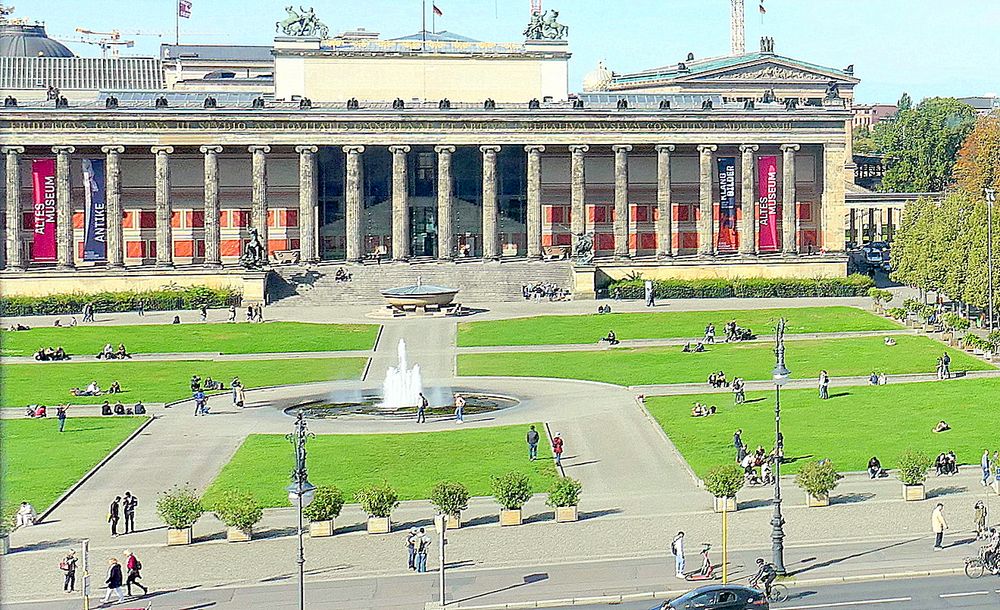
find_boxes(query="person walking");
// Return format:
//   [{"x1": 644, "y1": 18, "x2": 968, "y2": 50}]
[
  {"x1": 941, "y1": 351, "x2": 951, "y2": 379},
  {"x1": 454, "y1": 393, "x2": 465, "y2": 424},
  {"x1": 122, "y1": 492, "x2": 137, "y2": 534},
  {"x1": 136, "y1": 299, "x2": 144, "y2": 317},
  {"x1": 100, "y1": 557, "x2": 125, "y2": 605},
  {"x1": 983, "y1": 450, "x2": 992, "y2": 487},
  {"x1": 108, "y1": 496, "x2": 121, "y2": 537},
  {"x1": 732, "y1": 378, "x2": 745, "y2": 405},
  {"x1": 932, "y1": 503, "x2": 948, "y2": 550},
  {"x1": 227, "y1": 305, "x2": 236, "y2": 322},
  {"x1": 527, "y1": 425, "x2": 540, "y2": 461},
  {"x1": 57, "y1": 405, "x2": 68, "y2": 432},
  {"x1": 199, "y1": 305, "x2": 208, "y2": 322},
  {"x1": 974, "y1": 501, "x2": 988, "y2": 539},
  {"x1": 60, "y1": 549, "x2": 78, "y2": 593},
  {"x1": 193, "y1": 389, "x2": 207, "y2": 416},
  {"x1": 644, "y1": 280, "x2": 655, "y2": 307},
  {"x1": 552, "y1": 432, "x2": 564, "y2": 467},
  {"x1": 405, "y1": 527, "x2": 418, "y2": 570},
  {"x1": 671, "y1": 531, "x2": 686, "y2": 578},
  {"x1": 124, "y1": 550, "x2": 148, "y2": 597},
  {"x1": 818, "y1": 370, "x2": 830, "y2": 400},
  {"x1": 416, "y1": 393, "x2": 428, "y2": 424},
  {"x1": 416, "y1": 527, "x2": 431, "y2": 573}
]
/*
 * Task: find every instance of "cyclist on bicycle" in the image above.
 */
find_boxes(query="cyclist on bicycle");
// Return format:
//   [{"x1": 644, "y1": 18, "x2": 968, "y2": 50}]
[{"x1": 750, "y1": 558, "x2": 777, "y2": 597}]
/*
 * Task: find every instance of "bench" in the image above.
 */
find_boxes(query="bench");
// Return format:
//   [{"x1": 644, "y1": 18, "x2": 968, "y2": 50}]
[
  {"x1": 271, "y1": 250, "x2": 300, "y2": 264},
  {"x1": 542, "y1": 245, "x2": 569, "y2": 260}
]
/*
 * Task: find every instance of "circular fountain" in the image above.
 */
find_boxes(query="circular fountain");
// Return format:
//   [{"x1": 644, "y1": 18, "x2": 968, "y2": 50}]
[{"x1": 380, "y1": 284, "x2": 459, "y2": 308}]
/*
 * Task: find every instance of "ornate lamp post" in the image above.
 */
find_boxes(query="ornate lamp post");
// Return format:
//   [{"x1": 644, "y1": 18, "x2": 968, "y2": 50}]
[
  {"x1": 771, "y1": 318, "x2": 790, "y2": 575},
  {"x1": 286, "y1": 412, "x2": 316, "y2": 610},
  {"x1": 986, "y1": 187, "x2": 996, "y2": 332}
]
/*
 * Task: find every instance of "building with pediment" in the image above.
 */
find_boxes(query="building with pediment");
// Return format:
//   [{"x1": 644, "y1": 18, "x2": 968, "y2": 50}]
[{"x1": 0, "y1": 6, "x2": 858, "y2": 302}]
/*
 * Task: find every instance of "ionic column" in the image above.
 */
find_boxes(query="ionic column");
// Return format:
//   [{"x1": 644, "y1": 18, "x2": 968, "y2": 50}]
[
  {"x1": 525, "y1": 145, "x2": 545, "y2": 259},
  {"x1": 655, "y1": 145, "x2": 674, "y2": 258},
  {"x1": 569, "y1": 144, "x2": 588, "y2": 251},
  {"x1": 697, "y1": 144, "x2": 718, "y2": 256},
  {"x1": 295, "y1": 145, "x2": 319, "y2": 263},
  {"x1": 739, "y1": 144, "x2": 759, "y2": 256},
  {"x1": 435, "y1": 145, "x2": 456, "y2": 260},
  {"x1": 151, "y1": 146, "x2": 174, "y2": 267},
  {"x1": 3, "y1": 146, "x2": 25, "y2": 270},
  {"x1": 480, "y1": 145, "x2": 501, "y2": 260},
  {"x1": 200, "y1": 145, "x2": 223, "y2": 268},
  {"x1": 52, "y1": 146, "x2": 75, "y2": 269},
  {"x1": 102, "y1": 145, "x2": 125, "y2": 268},
  {"x1": 389, "y1": 145, "x2": 410, "y2": 261},
  {"x1": 781, "y1": 144, "x2": 800, "y2": 255},
  {"x1": 249, "y1": 145, "x2": 270, "y2": 254},
  {"x1": 612, "y1": 145, "x2": 632, "y2": 258},
  {"x1": 344, "y1": 145, "x2": 365, "y2": 262}
]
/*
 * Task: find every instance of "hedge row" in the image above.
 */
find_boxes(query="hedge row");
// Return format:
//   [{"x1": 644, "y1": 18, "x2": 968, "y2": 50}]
[
  {"x1": 607, "y1": 275, "x2": 875, "y2": 300},
  {"x1": 1, "y1": 286, "x2": 243, "y2": 317}
]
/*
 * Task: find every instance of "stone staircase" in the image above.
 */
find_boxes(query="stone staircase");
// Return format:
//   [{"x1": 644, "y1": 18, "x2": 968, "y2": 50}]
[{"x1": 268, "y1": 259, "x2": 575, "y2": 305}]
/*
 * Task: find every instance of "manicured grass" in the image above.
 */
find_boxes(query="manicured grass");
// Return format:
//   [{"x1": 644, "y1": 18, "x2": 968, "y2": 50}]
[
  {"x1": 0, "y1": 357, "x2": 367, "y2": 407},
  {"x1": 457, "y1": 306, "x2": 898, "y2": 347},
  {"x1": 1, "y1": 416, "x2": 147, "y2": 514},
  {"x1": 1, "y1": 322, "x2": 379, "y2": 357},
  {"x1": 202, "y1": 424, "x2": 558, "y2": 508},
  {"x1": 645, "y1": 377, "x2": 1000, "y2": 478},
  {"x1": 458, "y1": 335, "x2": 992, "y2": 386}
]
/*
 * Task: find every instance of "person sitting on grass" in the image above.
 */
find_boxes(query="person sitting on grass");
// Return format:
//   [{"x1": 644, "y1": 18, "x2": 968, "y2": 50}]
[
  {"x1": 600, "y1": 330, "x2": 620, "y2": 345},
  {"x1": 869, "y1": 371, "x2": 879, "y2": 386},
  {"x1": 933, "y1": 420, "x2": 951, "y2": 433},
  {"x1": 691, "y1": 403, "x2": 710, "y2": 417},
  {"x1": 97, "y1": 343, "x2": 114, "y2": 360},
  {"x1": 203, "y1": 377, "x2": 225, "y2": 391},
  {"x1": 190, "y1": 376, "x2": 202, "y2": 392},
  {"x1": 8, "y1": 323, "x2": 31, "y2": 331},
  {"x1": 113, "y1": 401, "x2": 126, "y2": 415},
  {"x1": 716, "y1": 371, "x2": 728, "y2": 387},
  {"x1": 732, "y1": 378, "x2": 746, "y2": 404},
  {"x1": 101, "y1": 401, "x2": 113, "y2": 416},
  {"x1": 83, "y1": 381, "x2": 101, "y2": 396},
  {"x1": 107, "y1": 381, "x2": 121, "y2": 394},
  {"x1": 707, "y1": 373, "x2": 719, "y2": 388},
  {"x1": 868, "y1": 456, "x2": 886, "y2": 479},
  {"x1": 682, "y1": 342, "x2": 692, "y2": 353},
  {"x1": 115, "y1": 343, "x2": 131, "y2": 359},
  {"x1": 694, "y1": 342, "x2": 706, "y2": 353},
  {"x1": 133, "y1": 401, "x2": 146, "y2": 415},
  {"x1": 884, "y1": 337, "x2": 897, "y2": 346}
]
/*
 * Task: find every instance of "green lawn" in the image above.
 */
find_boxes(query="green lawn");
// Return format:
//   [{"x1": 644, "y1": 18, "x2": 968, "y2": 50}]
[
  {"x1": 1, "y1": 322, "x2": 379, "y2": 357},
  {"x1": 202, "y1": 424, "x2": 558, "y2": 508},
  {"x1": 457, "y1": 306, "x2": 898, "y2": 347},
  {"x1": 645, "y1": 377, "x2": 1000, "y2": 478},
  {"x1": 1, "y1": 416, "x2": 147, "y2": 514},
  {"x1": 0, "y1": 357, "x2": 367, "y2": 407},
  {"x1": 458, "y1": 335, "x2": 992, "y2": 386}
]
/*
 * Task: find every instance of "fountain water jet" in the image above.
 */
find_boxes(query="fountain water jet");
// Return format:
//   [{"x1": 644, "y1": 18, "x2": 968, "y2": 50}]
[{"x1": 381, "y1": 339, "x2": 423, "y2": 408}]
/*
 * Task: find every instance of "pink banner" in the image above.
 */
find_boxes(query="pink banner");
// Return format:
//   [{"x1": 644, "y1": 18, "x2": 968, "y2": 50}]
[
  {"x1": 757, "y1": 155, "x2": 779, "y2": 253},
  {"x1": 31, "y1": 159, "x2": 57, "y2": 261}
]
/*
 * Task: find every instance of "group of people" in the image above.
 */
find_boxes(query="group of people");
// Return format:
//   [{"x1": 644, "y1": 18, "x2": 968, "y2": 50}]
[
  {"x1": 101, "y1": 400, "x2": 145, "y2": 416},
  {"x1": 34, "y1": 346, "x2": 68, "y2": 361},
  {"x1": 246, "y1": 304, "x2": 265, "y2": 323},
  {"x1": 81, "y1": 302, "x2": 97, "y2": 323},
  {"x1": 980, "y1": 450, "x2": 1000, "y2": 487},
  {"x1": 52, "y1": 317, "x2": 79, "y2": 327},
  {"x1": 405, "y1": 527, "x2": 433, "y2": 572},
  {"x1": 96, "y1": 343, "x2": 131, "y2": 360},
  {"x1": 690, "y1": 403, "x2": 717, "y2": 417},
  {"x1": 934, "y1": 451, "x2": 959, "y2": 476},
  {"x1": 706, "y1": 371, "x2": 729, "y2": 388},
  {"x1": 71, "y1": 380, "x2": 120, "y2": 397},
  {"x1": 94, "y1": 550, "x2": 148, "y2": 604},
  {"x1": 867, "y1": 456, "x2": 888, "y2": 478},
  {"x1": 733, "y1": 429, "x2": 775, "y2": 486},
  {"x1": 722, "y1": 320, "x2": 754, "y2": 342},
  {"x1": 681, "y1": 341, "x2": 707, "y2": 353},
  {"x1": 936, "y1": 352, "x2": 952, "y2": 380},
  {"x1": 868, "y1": 371, "x2": 888, "y2": 386},
  {"x1": 525, "y1": 425, "x2": 564, "y2": 465},
  {"x1": 334, "y1": 267, "x2": 352, "y2": 282},
  {"x1": 522, "y1": 282, "x2": 570, "y2": 301}
]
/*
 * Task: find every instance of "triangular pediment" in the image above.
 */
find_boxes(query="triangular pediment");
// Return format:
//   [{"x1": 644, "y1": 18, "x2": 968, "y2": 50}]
[{"x1": 680, "y1": 58, "x2": 855, "y2": 83}]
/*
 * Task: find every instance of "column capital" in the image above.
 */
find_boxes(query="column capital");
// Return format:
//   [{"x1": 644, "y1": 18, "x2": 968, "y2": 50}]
[
  {"x1": 199, "y1": 145, "x2": 223, "y2": 154},
  {"x1": 479, "y1": 145, "x2": 502, "y2": 155},
  {"x1": 388, "y1": 145, "x2": 411, "y2": 154},
  {"x1": 101, "y1": 145, "x2": 125, "y2": 155},
  {"x1": 524, "y1": 144, "x2": 546, "y2": 154},
  {"x1": 151, "y1": 146, "x2": 174, "y2": 155},
  {"x1": 295, "y1": 145, "x2": 319, "y2": 154},
  {"x1": 1, "y1": 146, "x2": 25, "y2": 154},
  {"x1": 612, "y1": 144, "x2": 633, "y2": 153},
  {"x1": 780, "y1": 144, "x2": 801, "y2": 153},
  {"x1": 52, "y1": 145, "x2": 76, "y2": 154},
  {"x1": 434, "y1": 145, "x2": 456, "y2": 155},
  {"x1": 655, "y1": 144, "x2": 675, "y2": 153},
  {"x1": 568, "y1": 144, "x2": 589, "y2": 154},
  {"x1": 739, "y1": 144, "x2": 760, "y2": 154},
  {"x1": 343, "y1": 145, "x2": 365, "y2": 155},
  {"x1": 248, "y1": 145, "x2": 271, "y2": 154},
  {"x1": 697, "y1": 144, "x2": 718, "y2": 155}
]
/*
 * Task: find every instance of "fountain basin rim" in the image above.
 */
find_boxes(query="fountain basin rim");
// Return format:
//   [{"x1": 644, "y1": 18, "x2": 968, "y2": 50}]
[{"x1": 380, "y1": 285, "x2": 459, "y2": 307}]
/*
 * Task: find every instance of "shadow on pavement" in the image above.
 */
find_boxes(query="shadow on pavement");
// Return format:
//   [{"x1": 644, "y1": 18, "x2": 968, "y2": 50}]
[
  {"x1": 452, "y1": 572, "x2": 550, "y2": 605},
  {"x1": 927, "y1": 485, "x2": 968, "y2": 498},
  {"x1": 789, "y1": 537, "x2": 920, "y2": 576},
  {"x1": 831, "y1": 492, "x2": 876, "y2": 505}
]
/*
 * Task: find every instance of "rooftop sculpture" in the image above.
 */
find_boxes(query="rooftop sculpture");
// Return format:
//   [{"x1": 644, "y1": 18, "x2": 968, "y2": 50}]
[{"x1": 276, "y1": 6, "x2": 329, "y2": 38}]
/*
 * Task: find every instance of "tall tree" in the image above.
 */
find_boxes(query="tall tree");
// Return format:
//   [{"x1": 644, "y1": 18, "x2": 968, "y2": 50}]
[{"x1": 897, "y1": 92, "x2": 912, "y2": 111}]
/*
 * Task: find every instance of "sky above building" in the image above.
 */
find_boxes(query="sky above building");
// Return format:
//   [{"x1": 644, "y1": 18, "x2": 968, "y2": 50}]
[{"x1": 23, "y1": 0, "x2": 1000, "y2": 104}]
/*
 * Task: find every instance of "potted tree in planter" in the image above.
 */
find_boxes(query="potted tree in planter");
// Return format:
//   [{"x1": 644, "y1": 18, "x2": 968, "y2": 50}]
[
  {"x1": 795, "y1": 460, "x2": 840, "y2": 507},
  {"x1": 886, "y1": 307, "x2": 908, "y2": 323},
  {"x1": 705, "y1": 463, "x2": 744, "y2": 512},
  {"x1": 213, "y1": 489, "x2": 263, "y2": 542},
  {"x1": 868, "y1": 288, "x2": 893, "y2": 314},
  {"x1": 0, "y1": 508, "x2": 14, "y2": 555},
  {"x1": 303, "y1": 485, "x2": 344, "y2": 538},
  {"x1": 156, "y1": 485, "x2": 203, "y2": 546},
  {"x1": 356, "y1": 483, "x2": 398, "y2": 534},
  {"x1": 897, "y1": 451, "x2": 932, "y2": 501},
  {"x1": 547, "y1": 477, "x2": 583, "y2": 522},
  {"x1": 492, "y1": 472, "x2": 533, "y2": 526},
  {"x1": 941, "y1": 313, "x2": 970, "y2": 345},
  {"x1": 430, "y1": 481, "x2": 469, "y2": 530},
  {"x1": 916, "y1": 304, "x2": 938, "y2": 332}
]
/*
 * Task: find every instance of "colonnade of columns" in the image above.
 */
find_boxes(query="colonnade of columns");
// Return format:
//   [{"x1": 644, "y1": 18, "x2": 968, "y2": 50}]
[{"x1": 1, "y1": 142, "x2": 812, "y2": 271}]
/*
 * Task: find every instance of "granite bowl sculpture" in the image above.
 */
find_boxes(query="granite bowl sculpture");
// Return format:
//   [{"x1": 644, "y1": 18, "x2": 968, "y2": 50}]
[{"x1": 380, "y1": 284, "x2": 459, "y2": 307}]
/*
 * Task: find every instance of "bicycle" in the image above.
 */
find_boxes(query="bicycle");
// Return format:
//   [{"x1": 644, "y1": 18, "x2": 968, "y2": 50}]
[
  {"x1": 750, "y1": 579, "x2": 788, "y2": 603},
  {"x1": 965, "y1": 546, "x2": 998, "y2": 579}
]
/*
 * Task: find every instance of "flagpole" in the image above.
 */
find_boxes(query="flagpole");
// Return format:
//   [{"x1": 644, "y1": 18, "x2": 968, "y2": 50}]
[
  {"x1": 175, "y1": 0, "x2": 179, "y2": 45},
  {"x1": 422, "y1": 0, "x2": 426, "y2": 50},
  {"x1": 432, "y1": 5, "x2": 436, "y2": 35}
]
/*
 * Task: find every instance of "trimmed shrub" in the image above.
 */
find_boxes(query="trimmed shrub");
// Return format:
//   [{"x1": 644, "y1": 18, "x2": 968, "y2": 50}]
[
  {"x1": 213, "y1": 489, "x2": 263, "y2": 532},
  {"x1": 704, "y1": 463, "x2": 745, "y2": 498},
  {"x1": 302, "y1": 486, "x2": 345, "y2": 522},
  {"x1": 491, "y1": 472, "x2": 533, "y2": 510},
  {"x1": 886, "y1": 307, "x2": 908, "y2": 321},
  {"x1": 607, "y1": 275, "x2": 874, "y2": 300},
  {"x1": 0, "y1": 286, "x2": 242, "y2": 317},
  {"x1": 795, "y1": 460, "x2": 840, "y2": 497},
  {"x1": 430, "y1": 481, "x2": 470, "y2": 517},
  {"x1": 155, "y1": 485, "x2": 203, "y2": 530},
  {"x1": 896, "y1": 451, "x2": 932, "y2": 486},
  {"x1": 355, "y1": 483, "x2": 399, "y2": 519},
  {"x1": 545, "y1": 477, "x2": 583, "y2": 508}
]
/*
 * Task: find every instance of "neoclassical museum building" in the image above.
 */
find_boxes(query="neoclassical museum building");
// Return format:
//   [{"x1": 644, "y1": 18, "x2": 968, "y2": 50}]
[{"x1": 0, "y1": 6, "x2": 859, "y2": 300}]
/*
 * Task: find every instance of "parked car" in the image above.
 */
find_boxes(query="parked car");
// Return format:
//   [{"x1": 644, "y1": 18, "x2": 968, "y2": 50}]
[{"x1": 652, "y1": 584, "x2": 768, "y2": 609}]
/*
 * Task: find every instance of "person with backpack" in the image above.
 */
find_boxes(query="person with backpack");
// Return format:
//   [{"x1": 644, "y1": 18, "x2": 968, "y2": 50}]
[
  {"x1": 405, "y1": 527, "x2": 418, "y2": 570},
  {"x1": 671, "y1": 531, "x2": 686, "y2": 578},
  {"x1": 416, "y1": 527, "x2": 431, "y2": 573},
  {"x1": 59, "y1": 549, "x2": 78, "y2": 593},
  {"x1": 552, "y1": 432, "x2": 564, "y2": 467},
  {"x1": 108, "y1": 496, "x2": 121, "y2": 537},
  {"x1": 526, "y1": 425, "x2": 540, "y2": 461},
  {"x1": 122, "y1": 492, "x2": 138, "y2": 534},
  {"x1": 124, "y1": 550, "x2": 148, "y2": 597}
]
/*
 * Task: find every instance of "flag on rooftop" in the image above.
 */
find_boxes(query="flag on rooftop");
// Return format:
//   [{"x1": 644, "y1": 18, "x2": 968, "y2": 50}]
[{"x1": 178, "y1": 0, "x2": 192, "y2": 19}]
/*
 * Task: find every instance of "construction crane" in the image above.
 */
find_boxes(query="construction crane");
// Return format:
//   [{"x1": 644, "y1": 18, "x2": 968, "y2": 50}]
[{"x1": 72, "y1": 29, "x2": 136, "y2": 58}]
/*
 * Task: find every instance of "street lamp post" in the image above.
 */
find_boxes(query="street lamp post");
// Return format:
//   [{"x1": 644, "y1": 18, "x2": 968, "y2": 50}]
[
  {"x1": 771, "y1": 318, "x2": 790, "y2": 575},
  {"x1": 286, "y1": 412, "x2": 316, "y2": 610},
  {"x1": 986, "y1": 187, "x2": 996, "y2": 332}
]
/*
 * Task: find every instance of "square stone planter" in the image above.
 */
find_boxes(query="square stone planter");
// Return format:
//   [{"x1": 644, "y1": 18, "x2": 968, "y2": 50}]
[
  {"x1": 992, "y1": 480, "x2": 1000, "y2": 495},
  {"x1": 499, "y1": 509, "x2": 523, "y2": 526},
  {"x1": 903, "y1": 484, "x2": 926, "y2": 502},
  {"x1": 433, "y1": 514, "x2": 462, "y2": 532},
  {"x1": 806, "y1": 493, "x2": 830, "y2": 507},
  {"x1": 309, "y1": 519, "x2": 335, "y2": 538},
  {"x1": 166, "y1": 527, "x2": 193, "y2": 546},
  {"x1": 0, "y1": 535, "x2": 8, "y2": 555},
  {"x1": 555, "y1": 506, "x2": 579, "y2": 522},
  {"x1": 226, "y1": 527, "x2": 252, "y2": 542},
  {"x1": 713, "y1": 496, "x2": 737, "y2": 513},
  {"x1": 367, "y1": 516, "x2": 391, "y2": 534}
]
